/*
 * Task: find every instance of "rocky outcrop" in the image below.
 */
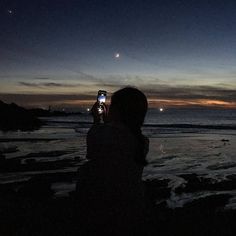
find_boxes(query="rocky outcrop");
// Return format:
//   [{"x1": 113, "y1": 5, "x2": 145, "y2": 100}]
[{"x1": 0, "y1": 100, "x2": 43, "y2": 131}]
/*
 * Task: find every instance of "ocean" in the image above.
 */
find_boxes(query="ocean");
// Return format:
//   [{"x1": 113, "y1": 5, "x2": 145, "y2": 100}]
[{"x1": 0, "y1": 108, "x2": 236, "y2": 208}]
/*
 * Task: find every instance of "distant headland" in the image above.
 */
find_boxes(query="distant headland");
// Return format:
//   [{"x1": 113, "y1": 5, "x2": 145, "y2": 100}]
[{"x1": 0, "y1": 101, "x2": 82, "y2": 131}]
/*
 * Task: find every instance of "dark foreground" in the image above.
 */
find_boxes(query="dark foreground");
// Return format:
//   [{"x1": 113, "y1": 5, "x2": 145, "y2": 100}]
[
  {"x1": 1, "y1": 142, "x2": 236, "y2": 235},
  {"x1": 1, "y1": 173, "x2": 236, "y2": 236}
]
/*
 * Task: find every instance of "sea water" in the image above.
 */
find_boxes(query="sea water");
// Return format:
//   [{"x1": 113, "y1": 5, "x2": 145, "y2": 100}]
[{"x1": 0, "y1": 108, "x2": 236, "y2": 207}]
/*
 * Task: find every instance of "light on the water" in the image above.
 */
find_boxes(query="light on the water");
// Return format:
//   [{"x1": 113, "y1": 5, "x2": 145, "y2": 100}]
[
  {"x1": 160, "y1": 108, "x2": 164, "y2": 112},
  {"x1": 87, "y1": 108, "x2": 90, "y2": 112}
]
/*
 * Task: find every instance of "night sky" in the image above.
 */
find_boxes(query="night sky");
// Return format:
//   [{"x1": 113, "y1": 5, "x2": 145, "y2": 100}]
[{"x1": 0, "y1": 0, "x2": 236, "y2": 109}]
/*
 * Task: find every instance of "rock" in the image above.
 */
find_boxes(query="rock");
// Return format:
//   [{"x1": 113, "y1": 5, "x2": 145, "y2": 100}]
[
  {"x1": 182, "y1": 194, "x2": 231, "y2": 212},
  {"x1": 0, "y1": 146, "x2": 18, "y2": 154},
  {"x1": 176, "y1": 174, "x2": 236, "y2": 193},
  {"x1": 0, "y1": 100, "x2": 43, "y2": 131},
  {"x1": 18, "y1": 176, "x2": 54, "y2": 199},
  {"x1": 24, "y1": 158, "x2": 36, "y2": 164},
  {"x1": 144, "y1": 179, "x2": 171, "y2": 203},
  {"x1": 221, "y1": 139, "x2": 229, "y2": 142}
]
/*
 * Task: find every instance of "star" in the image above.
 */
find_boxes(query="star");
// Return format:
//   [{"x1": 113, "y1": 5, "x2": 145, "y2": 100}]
[{"x1": 7, "y1": 9, "x2": 13, "y2": 14}]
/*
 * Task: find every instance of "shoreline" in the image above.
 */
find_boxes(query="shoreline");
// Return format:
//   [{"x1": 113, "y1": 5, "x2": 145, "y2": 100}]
[{"x1": 0, "y1": 115, "x2": 236, "y2": 234}]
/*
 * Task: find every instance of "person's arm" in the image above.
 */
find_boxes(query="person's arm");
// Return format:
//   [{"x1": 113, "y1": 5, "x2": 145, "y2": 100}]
[{"x1": 86, "y1": 102, "x2": 107, "y2": 159}]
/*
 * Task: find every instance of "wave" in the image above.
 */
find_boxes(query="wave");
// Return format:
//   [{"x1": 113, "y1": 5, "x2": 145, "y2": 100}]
[
  {"x1": 47, "y1": 120, "x2": 236, "y2": 131},
  {"x1": 144, "y1": 123, "x2": 236, "y2": 130}
]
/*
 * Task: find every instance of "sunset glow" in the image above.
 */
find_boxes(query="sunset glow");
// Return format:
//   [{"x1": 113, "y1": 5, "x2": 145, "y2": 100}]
[{"x1": 0, "y1": 1, "x2": 235, "y2": 109}]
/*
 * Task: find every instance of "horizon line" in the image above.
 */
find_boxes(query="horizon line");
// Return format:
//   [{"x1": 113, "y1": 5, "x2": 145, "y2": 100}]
[{"x1": 0, "y1": 93, "x2": 236, "y2": 109}]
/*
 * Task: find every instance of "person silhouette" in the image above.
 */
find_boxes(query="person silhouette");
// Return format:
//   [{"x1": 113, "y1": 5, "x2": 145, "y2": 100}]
[{"x1": 76, "y1": 87, "x2": 149, "y2": 235}]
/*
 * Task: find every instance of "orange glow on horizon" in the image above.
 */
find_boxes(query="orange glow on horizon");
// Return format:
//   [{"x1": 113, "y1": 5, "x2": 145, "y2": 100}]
[
  {"x1": 1, "y1": 93, "x2": 235, "y2": 109},
  {"x1": 148, "y1": 98, "x2": 236, "y2": 108}
]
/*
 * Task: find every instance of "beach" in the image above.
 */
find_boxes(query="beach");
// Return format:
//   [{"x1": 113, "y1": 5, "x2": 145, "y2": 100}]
[
  {"x1": 2, "y1": 0, "x2": 236, "y2": 234},
  {"x1": 0, "y1": 108, "x2": 236, "y2": 235}
]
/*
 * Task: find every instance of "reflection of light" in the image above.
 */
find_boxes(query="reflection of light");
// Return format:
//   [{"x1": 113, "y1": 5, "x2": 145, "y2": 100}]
[
  {"x1": 86, "y1": 108, "x2": 90, "y2": 112},
  {"x1": 159, "y1": 108, "x2": 164, "y2": 112},
  {"x1": 98, "y1": 107, "x2": 102, "y2": 113}
]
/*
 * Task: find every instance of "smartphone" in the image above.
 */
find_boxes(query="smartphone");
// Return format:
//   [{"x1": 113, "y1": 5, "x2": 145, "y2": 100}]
[
  {"x1": 97, "y1": 90, "x2": 107, "y2": 114},
  {"x1": 97, "y1": 90, "x2": 107, "y2": 104}
]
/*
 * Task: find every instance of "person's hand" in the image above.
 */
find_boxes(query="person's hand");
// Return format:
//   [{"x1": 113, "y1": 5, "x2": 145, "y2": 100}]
[{"x1": 91, "y1": 102, "x2": 108, "y2": 123}]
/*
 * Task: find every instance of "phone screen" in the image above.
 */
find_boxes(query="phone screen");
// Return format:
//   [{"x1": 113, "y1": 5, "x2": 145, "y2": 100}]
[{"x1": 97, "y1": 90, "x2": 107, "y2": 104}]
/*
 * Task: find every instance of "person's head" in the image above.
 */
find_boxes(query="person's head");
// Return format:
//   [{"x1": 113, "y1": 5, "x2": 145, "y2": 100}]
[{"x1": 108, "y1": 87, "x2": 148, "y2": 129}]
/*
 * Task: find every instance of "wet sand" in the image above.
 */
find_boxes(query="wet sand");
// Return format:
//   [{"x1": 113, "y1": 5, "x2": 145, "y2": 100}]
[{"x1": 0, "y1": 125, "x2": 236, "y2": 235}]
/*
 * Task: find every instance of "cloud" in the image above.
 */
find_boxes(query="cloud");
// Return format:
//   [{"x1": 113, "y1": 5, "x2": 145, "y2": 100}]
[
  {"x1": 42, "y1": 82, "x2": 73, "y2": 87},
  {"x1": 88, "y1": 75, "x2": 236, "y2": 104},
  {"x1": 0, "y1": 94, "x2": 96, "y2": 108},
  {"x1": 5, "y1": 75, "x2": 236, "y2": 108},
  {"x1": 19, "y1": 82, "x2": 42, "y2": 88},
  {"x1": 18, "y1": 81, "x2": 82, "y2": 88},
  {"x1": 141, "y1": 84, "x2": 236, "y2": 103},
  {"x1": 1, "y1": 84, "x2": 236, "y2": 108},
  {"x1": 89, "y1": 75, "x2": 164, "y2": 92}
]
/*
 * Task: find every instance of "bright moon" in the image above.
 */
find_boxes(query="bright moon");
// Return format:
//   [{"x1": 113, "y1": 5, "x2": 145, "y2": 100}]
[{"x1": 115, "y1": 53, "x2": 120, "y2": 58}]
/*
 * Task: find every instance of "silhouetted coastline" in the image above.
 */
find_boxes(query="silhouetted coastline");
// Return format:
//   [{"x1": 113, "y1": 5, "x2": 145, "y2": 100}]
[
  {"x1": 0, "y1": 101, "x2": 82, "y2": 131},
  {"x1": 0, "y1": 101, "x2": 43, "y2": 131},
  {"x1": 28, "y1": 108, "x2": 82, "y2": 117}
]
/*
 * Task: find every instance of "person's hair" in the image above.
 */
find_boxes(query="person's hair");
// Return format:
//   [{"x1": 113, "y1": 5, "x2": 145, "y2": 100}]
[{"x1": 110, "y1": 87, "x2": 148, "y2": 165}]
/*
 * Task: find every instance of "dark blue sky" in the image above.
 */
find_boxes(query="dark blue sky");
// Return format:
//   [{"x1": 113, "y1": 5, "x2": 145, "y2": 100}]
[{"x1": 0, "y1": 0, "x2": 236, "y2": 108}]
